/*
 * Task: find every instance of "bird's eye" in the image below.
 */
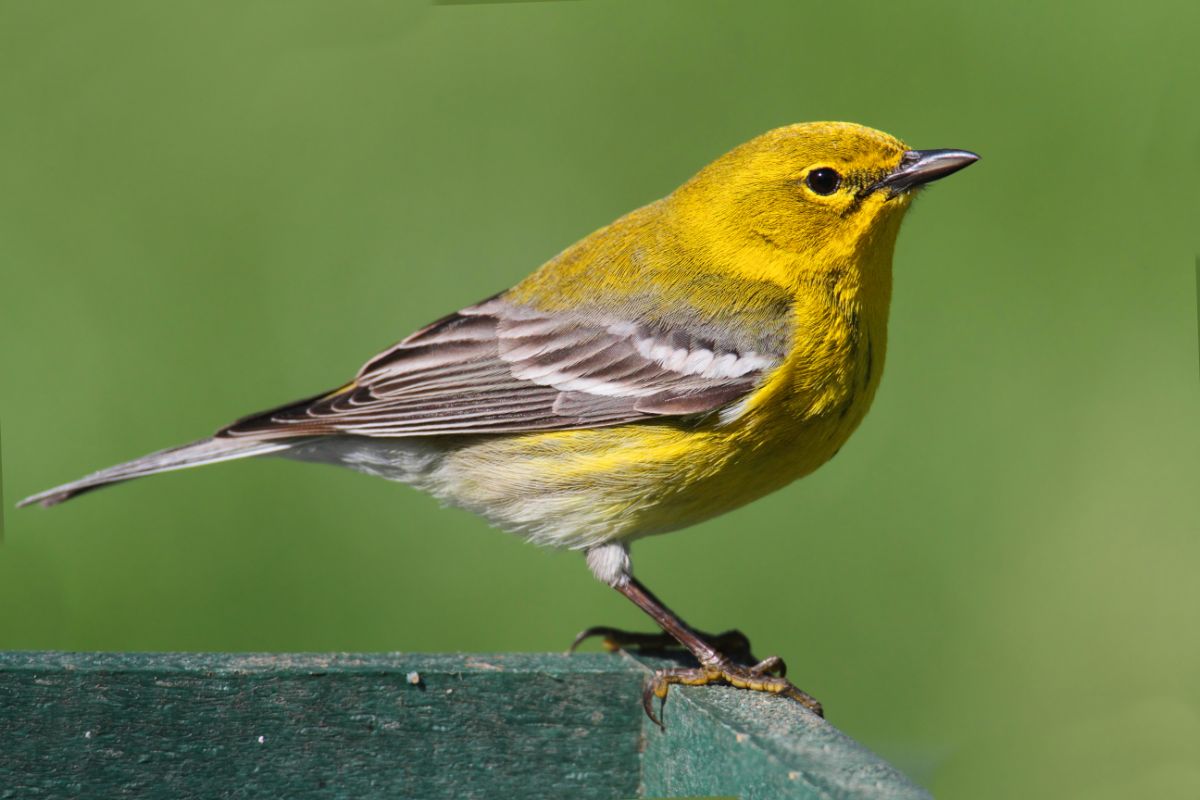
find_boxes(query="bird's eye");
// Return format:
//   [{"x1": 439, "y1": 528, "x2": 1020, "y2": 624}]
[{"x1": 805, "y1": 168, "x2": 841, "y2": 196}]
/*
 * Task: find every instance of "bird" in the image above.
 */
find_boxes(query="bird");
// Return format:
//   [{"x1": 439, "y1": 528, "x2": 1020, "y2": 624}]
[{"x1": 19, "y1": 122, "x2": 977, "y2": 725}]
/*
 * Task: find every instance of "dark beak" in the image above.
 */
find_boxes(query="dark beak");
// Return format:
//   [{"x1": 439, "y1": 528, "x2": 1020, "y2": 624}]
[{"x1": 871, "y1": 149, "x2": 979, "y2": 196}]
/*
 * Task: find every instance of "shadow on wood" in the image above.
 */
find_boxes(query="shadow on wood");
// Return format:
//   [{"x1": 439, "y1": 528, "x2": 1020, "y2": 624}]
[{"x1": 0, "y1": 651, "x2": 930, "y2": 799}]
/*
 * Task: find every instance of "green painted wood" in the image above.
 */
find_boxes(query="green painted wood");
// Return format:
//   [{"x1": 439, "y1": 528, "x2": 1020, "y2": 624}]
[
  {"x1": 0, "y1": 652, "x2": 644, "y2": 800},
  {"x1": 0, "y1": 651, "x2": 930, "y2": 799},
  {"x1": 638, "y1": 677, "x2": 931, "y2": 800}
]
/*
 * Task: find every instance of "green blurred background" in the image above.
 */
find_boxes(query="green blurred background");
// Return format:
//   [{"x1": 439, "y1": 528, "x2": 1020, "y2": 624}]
[{"x1": 1, "y1": 1, "x2": 1196, "y2": 796}]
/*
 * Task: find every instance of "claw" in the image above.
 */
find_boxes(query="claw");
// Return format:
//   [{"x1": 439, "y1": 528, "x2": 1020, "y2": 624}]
[
  {"x1": 566, "y1": 626, "x2": 626, "y2": 654},
  {"x1": 643, "y1": 661, "x2": 823, "y2": 729},
  {"x1": 642, "y1": 676, "x2": 668, "y2": 730}
]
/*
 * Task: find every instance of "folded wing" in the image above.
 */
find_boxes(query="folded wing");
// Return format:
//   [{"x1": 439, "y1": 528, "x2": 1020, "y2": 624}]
[{"x1": 219, "y1": 296, "x2": 783, "y2": 440}]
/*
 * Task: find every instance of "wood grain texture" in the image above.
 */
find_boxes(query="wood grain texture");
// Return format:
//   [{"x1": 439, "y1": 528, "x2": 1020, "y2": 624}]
[{"x1": 0, "y1": 651, "x2": 930, "y2": 799}]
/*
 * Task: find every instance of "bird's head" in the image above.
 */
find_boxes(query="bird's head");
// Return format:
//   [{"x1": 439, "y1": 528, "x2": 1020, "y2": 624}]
[{"x1": 670, "y1": 122, "x2": 977, "y2": 282}]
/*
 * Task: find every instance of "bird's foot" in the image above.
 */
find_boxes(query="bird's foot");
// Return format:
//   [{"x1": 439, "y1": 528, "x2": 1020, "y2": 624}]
[
  {"x1": 583, "y1": 577, "x2": 824, "y2": 728},
  {"x1": 568, "y1": 626, "x2": 757, "y2": 663},
  {"x1": 643, "y1": 658, "x2": 823, "y2": 729}
]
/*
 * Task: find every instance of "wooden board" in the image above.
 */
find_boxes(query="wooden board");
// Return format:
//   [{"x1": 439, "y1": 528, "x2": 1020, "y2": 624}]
[{"x1": 0, "y1": 651, "x2": 930, "y2": 799}]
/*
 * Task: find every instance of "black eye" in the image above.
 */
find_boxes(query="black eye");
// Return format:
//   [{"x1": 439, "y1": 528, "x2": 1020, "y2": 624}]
[{"x1": 806, "y1": 167, "x2": 841, "y2": 196}]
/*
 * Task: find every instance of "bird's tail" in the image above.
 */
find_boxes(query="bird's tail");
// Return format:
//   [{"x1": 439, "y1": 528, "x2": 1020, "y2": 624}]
[{"x1": 17, "y1": 437, "x2": 293, "y2": 508}]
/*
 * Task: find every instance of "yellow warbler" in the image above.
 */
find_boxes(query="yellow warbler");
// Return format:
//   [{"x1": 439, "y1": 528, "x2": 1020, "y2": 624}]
[{"x1": 20, "y1": 122, "x2": 977, "y2": 724}]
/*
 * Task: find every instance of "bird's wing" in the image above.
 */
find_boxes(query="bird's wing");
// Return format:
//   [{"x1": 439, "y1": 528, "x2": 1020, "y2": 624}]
[{"x1": 219, "y1": 295, "x2": 786, "y2": 439}]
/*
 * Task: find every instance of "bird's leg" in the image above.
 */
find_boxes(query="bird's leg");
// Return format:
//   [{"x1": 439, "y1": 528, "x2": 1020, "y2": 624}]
[
  {"x1": 571, "y1": 546, "x2": 759, "y2": 660},
  {"x1": 609, "y1": 576, "x2": 824, "y2": 728}
]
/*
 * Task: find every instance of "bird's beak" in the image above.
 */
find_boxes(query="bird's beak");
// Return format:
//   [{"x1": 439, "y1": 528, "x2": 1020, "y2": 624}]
[{"x1": 871, "y1": 149, "x2": 979, "y2": 196}]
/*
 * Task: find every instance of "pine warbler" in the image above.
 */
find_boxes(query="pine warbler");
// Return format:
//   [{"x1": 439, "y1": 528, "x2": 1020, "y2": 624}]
[{"x1": 20, "y1": 122, "x2": 977, "y2": 723}]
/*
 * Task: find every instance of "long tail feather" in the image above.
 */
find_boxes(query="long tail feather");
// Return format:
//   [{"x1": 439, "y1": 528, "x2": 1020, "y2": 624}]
[{"x1": 17, "y1": 437, "x2": 293, "y2": 508}]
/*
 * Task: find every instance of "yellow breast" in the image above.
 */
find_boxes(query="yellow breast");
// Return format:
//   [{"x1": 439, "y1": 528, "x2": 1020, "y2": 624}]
[{"x1": 435, "y1": 261, "x2": 890, "y2": 551}]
